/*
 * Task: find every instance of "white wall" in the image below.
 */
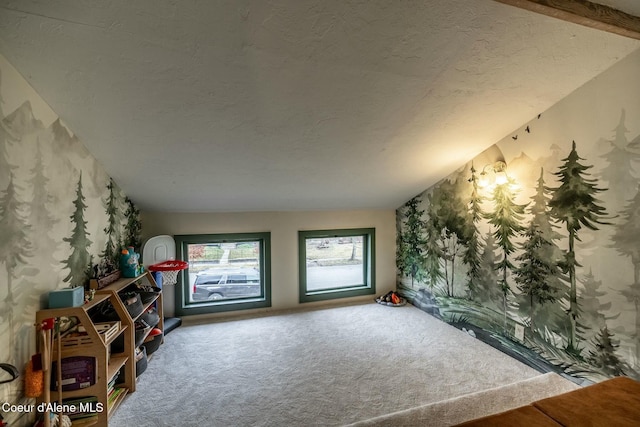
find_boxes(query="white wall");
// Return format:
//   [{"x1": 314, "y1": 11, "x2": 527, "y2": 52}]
[{"x1": 141, "y1": 209, "x2": 396, "y2": 319}]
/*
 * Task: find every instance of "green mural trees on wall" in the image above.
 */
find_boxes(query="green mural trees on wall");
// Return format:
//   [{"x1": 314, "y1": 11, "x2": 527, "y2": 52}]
[
  {"x1": 397, "y1": 196, "x2": 429, "y2": 287},
  {"x1": 549, "y1": 141, "x2": 609, "y2": 355},
  {"x1": 485, "y1": 175, "x2": 526, "y2": 333},
  {"x1": 0, "y1": 174, "x2": 31, "y2": 303},
  {"x1": 28, "y1": 141, "x2": 58, "y2": 270},
  {"x1": 0, "y1": 173, "x2": 31, "y2": 354},
  {"x1": 394, "y1": 49, "x2": 640, "y2": 382},
  {"x1": 599, "y1": 110, "x2": 640, "y2": 202},
  {"x1": 475, "y1": 231, "x2": 501, "y2": 310},
  {"x1": 0, "y1": 57, "x2": 146, "y2": 426},
  {"x1": 514, "y1": 169, "x2": 563, "y2": 335},
  {"x1": 432, "y1": 178, "x2": 472, "y2": 297},
  {"x1": 588, "y1": 326, "x2": 625, "y2": 377},
  {"x1": 124, "y1": 197, "x2": 142, "y2": 250},
  {"x1": 463, "y1": 163, "x2": 484, "y2": 299},
  {"x1": 62, "y1": 173, "x2": 93, "y2": 288},
  {"x1": 612, "y1": 185, "x2": 640, "y2": 364},
  {"x1": 102, "y1": 178, "x2": 121, "y2": 266},
  {"x1": 395, "y1": 138, "x2": 633, "y2": 381},
  {"x1": 424, "y1": 194, "x2": 445, "y2": 289},
  {"x1": 580, "y1": 269, "x2": 618, "y2": 351}
]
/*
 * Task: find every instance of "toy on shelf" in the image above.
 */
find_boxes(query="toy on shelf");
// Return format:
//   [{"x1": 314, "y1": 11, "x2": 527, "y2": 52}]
[{"x1": 120, "y1": 247, "x2": 143, "y2": 278}]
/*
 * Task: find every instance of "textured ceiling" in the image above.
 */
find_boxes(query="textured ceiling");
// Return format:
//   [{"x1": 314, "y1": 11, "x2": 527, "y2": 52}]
[{"x1": 0, "y1": 0, "x2": 638, "y2": 212}]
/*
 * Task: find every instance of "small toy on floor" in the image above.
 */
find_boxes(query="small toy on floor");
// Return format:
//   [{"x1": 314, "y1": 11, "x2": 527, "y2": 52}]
[{"x1": 375, "y1": 291, "x2": 406, "y2": 306}]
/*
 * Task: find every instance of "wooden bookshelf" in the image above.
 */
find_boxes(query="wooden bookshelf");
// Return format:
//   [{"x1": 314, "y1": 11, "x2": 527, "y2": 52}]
[{"x1": 36, "y1": 271, "x2": 163, "y2": 426}]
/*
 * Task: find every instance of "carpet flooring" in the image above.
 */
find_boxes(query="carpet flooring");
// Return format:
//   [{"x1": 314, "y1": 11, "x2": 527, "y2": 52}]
[
  {"x1": 346, "y1": 372, "x2": 579, "y2": 426},
  {"x1": 110, "y1": 303, "x2": 543, "y2": 426}
]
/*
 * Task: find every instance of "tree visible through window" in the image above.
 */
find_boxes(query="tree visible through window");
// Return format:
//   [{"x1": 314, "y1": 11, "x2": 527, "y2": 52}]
[
  {"x1": 299, "y1": 228, "x2": 375, "y2": 303},
  {"x1": 174, "y1": 232, "x2": 271, "y2": 315}
]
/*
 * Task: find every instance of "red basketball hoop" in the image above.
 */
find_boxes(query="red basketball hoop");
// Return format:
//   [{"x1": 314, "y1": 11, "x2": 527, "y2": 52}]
[{"x1": 148, "y1": 260, "x2": 188, "y2": 285}]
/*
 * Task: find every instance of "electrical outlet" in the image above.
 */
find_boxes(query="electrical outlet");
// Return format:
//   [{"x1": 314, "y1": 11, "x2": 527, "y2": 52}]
[{"x1": 515, "y1": 324, "x2": 525, "y2": 342}]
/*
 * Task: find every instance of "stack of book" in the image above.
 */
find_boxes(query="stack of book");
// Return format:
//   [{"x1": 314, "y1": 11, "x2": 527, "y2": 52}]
[
  {"x1": 107, "y1": 372, "x2": 123, "y2": 410},
  {"x1": 107, "y1": 387, "x2": 125, "y2": 411},
  {"x1": 107, "y1": 372, "x2": 118, "y2": 395}
]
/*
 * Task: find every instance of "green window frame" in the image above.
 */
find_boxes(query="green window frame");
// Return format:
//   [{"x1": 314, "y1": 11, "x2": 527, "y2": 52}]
[
  {"x1": 298, "y1": 228, "x2": 375, "y2": 303},
  {"x1": 174, "y1": 232, "x2": 271, "y2": 316}
]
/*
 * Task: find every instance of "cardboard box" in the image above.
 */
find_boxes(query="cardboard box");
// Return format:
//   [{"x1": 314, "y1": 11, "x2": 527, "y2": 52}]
[{"x1": 48, "y1": 286, "x2": 84, "y2": 308}]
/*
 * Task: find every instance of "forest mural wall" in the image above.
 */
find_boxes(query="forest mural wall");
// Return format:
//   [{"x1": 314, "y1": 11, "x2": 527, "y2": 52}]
[
  {"x1": 0, "y1": 54, "x2": 141, "y2": 426},
  {"x1": 396, "y1": 48, "x2": 640, "y2": 384}
]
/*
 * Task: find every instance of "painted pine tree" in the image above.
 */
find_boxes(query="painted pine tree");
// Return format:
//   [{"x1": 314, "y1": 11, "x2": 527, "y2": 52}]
[
  {"x1": 102, "y1": 178, "x2": 120, "y2": 265},
  {"x1": 463, "y1": 163, "x2": 484, "y2": 299},
  {"x1": 475, "y1": 231, "x2": 501, "y2": 313},
  {"x1": 611, "y1": 185, "x2": 640, "y2": 365},
  {"x1": 397, "y1": 197, "x2": 428, "y2": 288},
  {"x1": 514, "y1": 169, "x2": 563, "y2": 334},
  {"x1": 599, "y1": 111, "x2": 640, "y2": 202},
  {"x1": 62, "y1": 173, "x2": 93, "y2": 287},
  {"x1": 549, "y1": 141, "x2": 609, "y2": 355},
  {"x1": 0, "y1": 173, "x2": 31, "y2": 356},
  {"x1": 424, "y1": 194, "x2": 445, "y2": 291},
  {"x1": 514, "y1": 226, "x2": 557, "y2": 334},
  {"x1": 432, "y1": 178, "x2": 469, "y2": 296},
  {"x1": 619, "y1": 284, "x2": 640, "y2": 368},
  {"x1": 123, "y1": 196, "x2": 142, "y2": 250},
  {"x1": 28, "y1": 140, "x2": 58, "y2": 271},
  {"x1": 587, "y1": 325, "x2": 625, "y2": 377},
  {"x1": 579, "y1": 268, "x2": 619, "y2": 353},
  {"x1": 21, "y1": 141, "x2": 58, "y2": 356},
  {"x1": 0, "y1": 118, "x2": 17, "y2": 190},
  {"x1": 485, "y1": 176, "x2": 526, "y2": 333}
]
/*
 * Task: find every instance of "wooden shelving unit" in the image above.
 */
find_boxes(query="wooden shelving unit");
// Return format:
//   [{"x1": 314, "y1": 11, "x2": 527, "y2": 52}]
[
  {"x1": 36, "y1": 271, "x2": 163, "y2": 426},
  {"x1": 97, "y1": 271, "x2": 164, "y2": 393}
]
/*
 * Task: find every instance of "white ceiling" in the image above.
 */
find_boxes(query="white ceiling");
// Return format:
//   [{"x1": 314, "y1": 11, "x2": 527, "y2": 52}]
[{"x1": 0, "y1": 0, "x2": 638, "y2": 212}]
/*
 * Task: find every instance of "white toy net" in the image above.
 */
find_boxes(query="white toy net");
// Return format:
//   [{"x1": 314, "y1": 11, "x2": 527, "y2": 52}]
[{"x1": 148, "y1": 260, "x2": 188, "y2": 286}]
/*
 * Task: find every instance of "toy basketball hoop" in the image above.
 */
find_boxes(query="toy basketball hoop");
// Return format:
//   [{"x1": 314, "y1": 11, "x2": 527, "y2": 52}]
[{"x1": 148, "y1": 260, "x2": 188, "y2": 286}]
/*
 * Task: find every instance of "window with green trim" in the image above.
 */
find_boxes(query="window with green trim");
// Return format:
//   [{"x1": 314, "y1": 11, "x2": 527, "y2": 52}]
[
  {"x1": 298, "y1": 228, "x2": 375, "y2": 303},
  {"x1": 174, "y1": 232, "x2": 271, "y2": 315}
]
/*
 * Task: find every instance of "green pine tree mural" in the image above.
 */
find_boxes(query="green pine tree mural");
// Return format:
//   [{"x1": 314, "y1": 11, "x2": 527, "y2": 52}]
[
  {"x1": 619, "y1": 282, "x2": 640, "y2": 368},
  {"x1": 102, "y1": 178, "x2": 121, "y2": 265},
  {"x1": 549, "y1": 140, "x2": 610, "y2": 355},
  {"x1": 485, "y1": 175, "x2": 526, "y2": 333},
  {"x1": 611, "y1": 185, "x2": 640, "y2": 365},
  {"x1": 579, "y1": 268, "x2": 619, "y2": 353},
  {"x1": 0, "y1": 121, "x2": 17, "y2": 188},
  {"x1": 587, "y1": 326, "x2": 625, "y2": 377},
  {"x1": 28, "y1": 140, "x2": 58, "y2": 270},
  {"x1": 20, "y1": 140, "x2": 58, "y2": 366},
  {"x1": 599, "y1": 110, "x2": 640, "y2": 202},
  {"x1": 514, "y1": 169, "x2": 564, "y2": 334},
  {"x1": 123, "y1": 196, "x2": 142, "y2": 250},
  {"x1": 514, "y1": 225, "x2": 559, "y2": 333},
  {"x1": 424, "y1": 193, "x2": 445, "y2": 291},
  {"x1": 62, "y1": 173, "x2": 93, "y2": 287},
  {"x1": 397, "y1": 196, "x2": 428, "y2": 288},
  {"x1": 0, "y1": 173, "x2": 31, "y2": 356},
  {"x1": 432, "y1": 178, "x2": 470, "y2": 296},
  {"x1": 464, "y1": 163, "x2": 484, "y2": 299},
  {"x1": 475, "y1": 231, "x2": 501, "y2": 312}
]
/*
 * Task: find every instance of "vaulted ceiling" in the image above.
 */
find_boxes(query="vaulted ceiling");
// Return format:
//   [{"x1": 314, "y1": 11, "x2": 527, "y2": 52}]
[{"x1": 0, "y1": 0, "x2": 639, "y2": 212}]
